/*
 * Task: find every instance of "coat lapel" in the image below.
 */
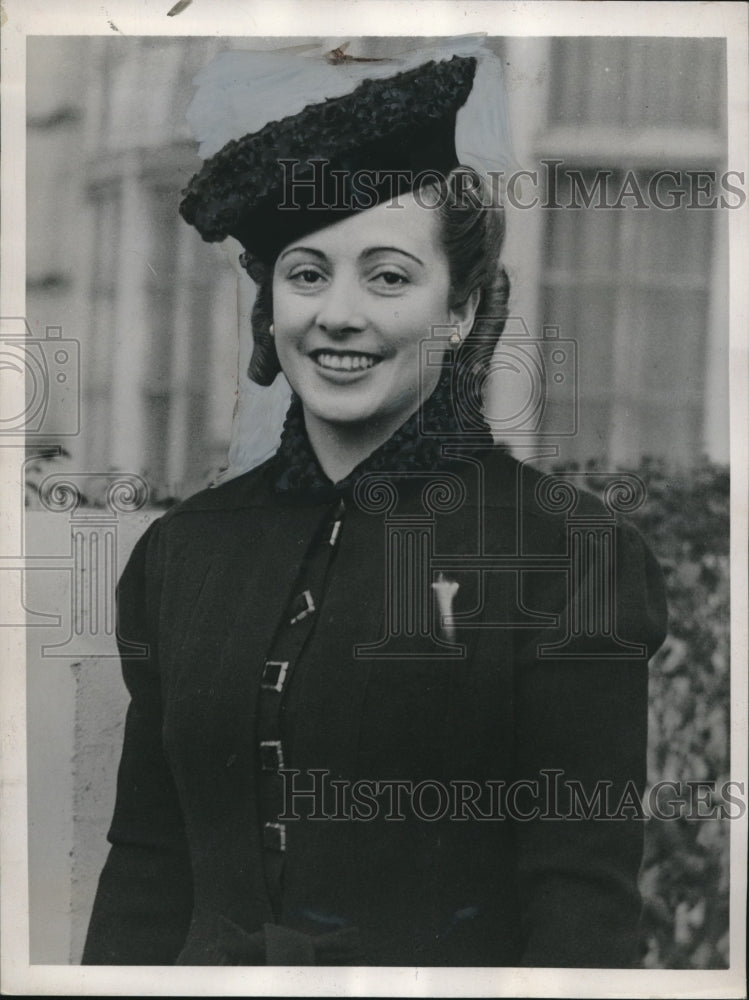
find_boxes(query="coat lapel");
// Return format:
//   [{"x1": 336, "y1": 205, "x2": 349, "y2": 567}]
[{"x1": 218, "y1": 503, "x2": 332, "y2": 725}]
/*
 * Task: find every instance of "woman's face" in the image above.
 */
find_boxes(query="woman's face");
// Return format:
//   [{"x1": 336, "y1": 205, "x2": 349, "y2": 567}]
[{"x1": 271, "y1": 194, "x2": 470, "y2": 436}]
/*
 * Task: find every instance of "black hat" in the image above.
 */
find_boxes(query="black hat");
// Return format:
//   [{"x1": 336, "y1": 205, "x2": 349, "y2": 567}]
[{"x1": 179, "y1": 54, "x2": 477, "y2": 264}]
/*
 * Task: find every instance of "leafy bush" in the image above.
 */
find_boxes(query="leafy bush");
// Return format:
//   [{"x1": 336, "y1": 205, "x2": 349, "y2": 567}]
[
  {"x1": 631, "y1": 458, "x2": 730, "y2": 969},
  {"x1": 558, "y1": 457, "x2": 731, "y2": 968}
]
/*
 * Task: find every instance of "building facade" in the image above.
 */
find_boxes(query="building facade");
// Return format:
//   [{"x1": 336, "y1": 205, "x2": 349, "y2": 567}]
[{"x1": 26, "y1": 35, "x2": 730, "y2": 504}]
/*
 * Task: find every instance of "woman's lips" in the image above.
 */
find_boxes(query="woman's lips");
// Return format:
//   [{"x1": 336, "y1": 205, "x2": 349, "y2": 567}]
[{"x1": 309, "y1": 349, "x2": 383, "y2": 372}]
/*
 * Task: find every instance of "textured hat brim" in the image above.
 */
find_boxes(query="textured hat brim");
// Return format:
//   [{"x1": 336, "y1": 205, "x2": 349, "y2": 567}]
[{"x1": 179, "y1": 55, "x2": 477, "y2": 263}]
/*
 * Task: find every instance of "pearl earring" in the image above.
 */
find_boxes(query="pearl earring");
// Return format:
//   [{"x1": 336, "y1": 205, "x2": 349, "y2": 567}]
[
  {"x1": 450, "y1": 330, "x2": 462, "y2": 345},
  {"x1": 269, "y1": 323, "x2": 275, "y2": 336}
]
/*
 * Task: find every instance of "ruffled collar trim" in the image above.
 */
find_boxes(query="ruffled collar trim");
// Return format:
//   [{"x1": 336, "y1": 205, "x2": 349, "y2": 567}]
[{"x1": 271, "y1": 366, "x2": 494, "y2": 501}]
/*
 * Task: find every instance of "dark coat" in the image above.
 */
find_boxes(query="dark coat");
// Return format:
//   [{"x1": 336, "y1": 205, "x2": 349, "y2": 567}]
[{"x1": 82, "y1": 443, "x2": 667, "y2": 968}]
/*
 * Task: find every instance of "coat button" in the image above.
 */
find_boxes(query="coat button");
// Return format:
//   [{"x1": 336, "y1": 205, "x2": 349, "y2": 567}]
[
  {"x1": 289, "y1": 589, "x2": 315, "y2": 625},
  {"x1": 259, "y1": 740, "x2": 284, "y2": 771},
  {"x1": 260, "y1": 660, "x2": 289, "y2": 691},
  {"x1": 263, "y1": 821, "x2": 286, "y2": 852}
]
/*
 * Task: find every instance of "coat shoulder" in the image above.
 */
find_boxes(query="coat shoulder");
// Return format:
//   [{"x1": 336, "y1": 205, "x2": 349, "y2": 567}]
[
  {"x1": 477, "y1": 448, "x2": 611, "y2": 548},
  {"x1": 475, "y1": 448, "x2": 667, "y2": 655},
  {"x1": 159, "y1": 457, "x2": 277, "y2": 525}
]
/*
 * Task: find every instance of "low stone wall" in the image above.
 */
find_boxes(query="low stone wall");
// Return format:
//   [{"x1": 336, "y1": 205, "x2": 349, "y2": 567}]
[{"x1": 26, "y1": 509, "x2": 157, "y2": 963}]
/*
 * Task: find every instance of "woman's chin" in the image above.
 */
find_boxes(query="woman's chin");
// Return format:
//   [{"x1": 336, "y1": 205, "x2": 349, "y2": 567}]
[
  {"x1": 293, "y1": 370, "x2": 384, "y2": 427},
  {"x1": 304, "y1": 399, "x2": 387, "y2": 429},
  {"x1": 300, "y1": 389, "x2": 417, "y2": 436}
]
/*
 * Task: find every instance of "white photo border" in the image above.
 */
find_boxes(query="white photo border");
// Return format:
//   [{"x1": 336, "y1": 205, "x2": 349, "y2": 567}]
[{"x1": 1, "y1": 1, "x2": 747, "y2": 996}]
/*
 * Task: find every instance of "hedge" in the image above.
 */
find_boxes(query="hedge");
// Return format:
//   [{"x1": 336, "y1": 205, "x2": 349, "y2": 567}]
[{"x1": 559, "y1": 457, "x2": 731, "y2": 969}]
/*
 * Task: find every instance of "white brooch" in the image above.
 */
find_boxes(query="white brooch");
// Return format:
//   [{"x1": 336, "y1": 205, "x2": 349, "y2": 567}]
[{"x1": 431, "y1": 572, "x2": 460, "y2": 643}]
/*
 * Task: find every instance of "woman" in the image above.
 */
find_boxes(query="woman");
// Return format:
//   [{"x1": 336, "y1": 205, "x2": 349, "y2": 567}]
[{"x1": 82, "y1": 40, "x2": 667, "y2": 968}]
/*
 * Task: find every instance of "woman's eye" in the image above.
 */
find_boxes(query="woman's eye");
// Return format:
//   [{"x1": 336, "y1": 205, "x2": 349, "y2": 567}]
[
  {"x1": 289, "y1": 268, "x2": 324, "y2": 285},
  {"x1": 372, "y1": 270, "x2": 408, "y2": 287}
]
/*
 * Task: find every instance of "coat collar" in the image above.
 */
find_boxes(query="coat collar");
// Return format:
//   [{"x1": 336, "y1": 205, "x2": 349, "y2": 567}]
[{"x1": 271, "y1": 365, "x2": 494, "y2": 503}]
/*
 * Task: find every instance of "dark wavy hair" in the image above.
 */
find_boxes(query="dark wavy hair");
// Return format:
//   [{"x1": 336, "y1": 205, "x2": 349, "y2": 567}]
[{"x1": 239, "y1": 166, "x2": 509, "y2": 387}]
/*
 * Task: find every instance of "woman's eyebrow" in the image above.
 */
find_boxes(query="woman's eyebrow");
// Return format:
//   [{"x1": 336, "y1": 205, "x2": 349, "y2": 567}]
[
  {"x1": 278, "y1": 246, "x2": 327, "y2": 261},
  {"x1": 278, "y1": 244, "x2": 425, "y2": 266},
  {"x1": 361, "y1": 246, "x2": 425, "y2": 266}
]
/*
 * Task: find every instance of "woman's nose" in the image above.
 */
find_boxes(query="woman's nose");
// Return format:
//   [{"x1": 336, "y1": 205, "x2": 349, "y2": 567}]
[{"x1": 314, "y1": 276, "x2": 366, "y2": 336}]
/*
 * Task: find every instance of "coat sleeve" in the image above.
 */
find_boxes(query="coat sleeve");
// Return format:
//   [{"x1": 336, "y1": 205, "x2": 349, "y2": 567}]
[
  {"x1": 512, "y1": 518, "x2": 667, "y2": 968},
  {"x1": 81, "y1": 516, "x2": 193, "y2": 965}
]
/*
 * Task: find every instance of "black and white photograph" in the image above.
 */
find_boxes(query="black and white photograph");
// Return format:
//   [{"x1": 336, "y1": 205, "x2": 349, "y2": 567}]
[{"x1": 1, "y1": 1, "x2": 747, "y2": 996}]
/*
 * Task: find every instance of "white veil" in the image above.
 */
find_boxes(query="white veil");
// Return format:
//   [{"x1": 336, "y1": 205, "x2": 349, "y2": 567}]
[{"x1": 184, "y1": 36, "x2": 515, "y2": 483}]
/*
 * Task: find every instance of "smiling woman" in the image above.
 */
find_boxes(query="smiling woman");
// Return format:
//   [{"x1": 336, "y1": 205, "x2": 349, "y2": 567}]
[
  {"x1": 82, "y1": 38, "x2": 667, "y2": 968},
  {"x1": 270, "y1": 195, "x2": 479, "y2": 481}
]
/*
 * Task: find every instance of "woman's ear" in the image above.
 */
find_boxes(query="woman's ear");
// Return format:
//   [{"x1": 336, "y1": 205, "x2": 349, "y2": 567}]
[{"x1": 449, "y1": 287, "x2": 481, "y2": 338}]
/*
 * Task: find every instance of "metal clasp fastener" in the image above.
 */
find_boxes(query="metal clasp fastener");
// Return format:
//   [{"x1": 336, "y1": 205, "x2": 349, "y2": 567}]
[{"x1": 290, "y1": 589, "x2": 315, "y2": 625}]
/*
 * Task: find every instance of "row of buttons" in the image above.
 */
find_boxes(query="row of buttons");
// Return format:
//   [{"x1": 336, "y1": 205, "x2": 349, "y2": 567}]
[
  {"x1": 257, "y1": 503, "x2": 345, "y2": 865},
  {"x1": 260, "y1": 661, "x2": 289, "y2": 852}
]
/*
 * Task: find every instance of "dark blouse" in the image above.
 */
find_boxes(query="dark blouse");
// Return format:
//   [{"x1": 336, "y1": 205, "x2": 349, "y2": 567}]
[{"x1": 82, "y1": 373, "x2": 667, "y2": 967}]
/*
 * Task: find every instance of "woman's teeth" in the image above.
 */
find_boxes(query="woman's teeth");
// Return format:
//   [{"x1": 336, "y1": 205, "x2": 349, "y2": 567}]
[{"x1": 315, "y1": 353, "x2": 378, "y2": 371}]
